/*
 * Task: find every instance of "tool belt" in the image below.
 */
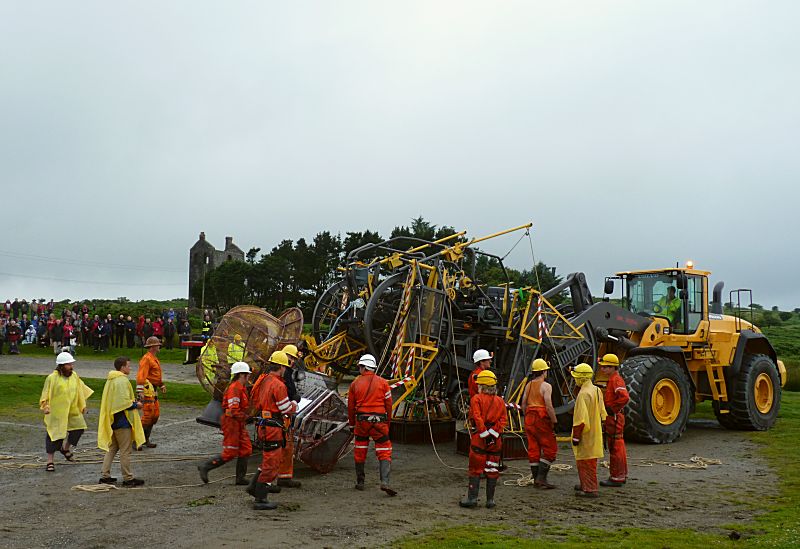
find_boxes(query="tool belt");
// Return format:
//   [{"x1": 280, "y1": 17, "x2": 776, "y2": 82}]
[
  {"x1": 357, "y1": 413, "x2": 387, "y2": 423},
  {"x1": 256, "y1": 411, "x2": 287, "y2": 449},
  {"x1": 470, "y1": 445, "x2": 501, "y2": 456}
]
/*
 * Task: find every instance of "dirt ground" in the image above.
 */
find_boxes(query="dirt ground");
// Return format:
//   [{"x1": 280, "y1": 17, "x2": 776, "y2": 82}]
[{"x1": 0, "y1": 357, "x2": 778, "y2": 548}]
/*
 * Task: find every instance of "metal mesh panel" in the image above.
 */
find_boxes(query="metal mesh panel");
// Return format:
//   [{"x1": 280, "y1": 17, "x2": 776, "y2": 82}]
[{"x1": 195, "y1": 305, "x2": 303, "y2": 396}]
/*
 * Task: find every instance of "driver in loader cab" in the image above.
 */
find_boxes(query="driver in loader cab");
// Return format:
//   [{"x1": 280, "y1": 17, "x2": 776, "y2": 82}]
[{"x1": 654, "y1": 286, "x2": 682, "y2": 325}]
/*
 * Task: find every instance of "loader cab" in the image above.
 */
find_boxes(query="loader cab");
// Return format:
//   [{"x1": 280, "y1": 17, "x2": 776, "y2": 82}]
[{"x1": 617, "y1": 268, "x2": 709, "y2": 335}]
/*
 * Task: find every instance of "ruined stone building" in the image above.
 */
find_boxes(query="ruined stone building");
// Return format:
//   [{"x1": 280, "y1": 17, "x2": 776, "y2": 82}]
[{"x1": 188, "y1": 232, "x2": 245, "y2": 303}]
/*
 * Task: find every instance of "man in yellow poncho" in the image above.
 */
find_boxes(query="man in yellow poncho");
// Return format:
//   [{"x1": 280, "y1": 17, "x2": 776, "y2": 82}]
[
  {"x1": 227, "y1": 334, "x2": 247, "y2": 364},
  {"x1": 98, "y1": 356, "x2": 146, "y2": 486},
  {"x1": 570, "y1": 363, "x2": 607, "y2": 498},
  {"x1": 40, "y1": 351, "x2": 94, "y2": 472}
]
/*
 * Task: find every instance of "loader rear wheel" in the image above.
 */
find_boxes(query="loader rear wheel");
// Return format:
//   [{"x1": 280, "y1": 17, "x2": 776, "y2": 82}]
[
  {"x1": 714, "y1": 354, "x2": 781, "y2": 431},
  {"x1": 620, "y1": 355, "x2": 692, "y2": 444}
]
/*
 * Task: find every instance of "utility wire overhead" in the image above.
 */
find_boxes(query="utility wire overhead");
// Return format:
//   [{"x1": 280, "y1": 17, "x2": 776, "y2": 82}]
[
  {"x1": 0, "y1": 249, "x2": 185, "y2": 273},
  {"x1": 0, "y1": 271, "x2": 185, "y2": 287}
]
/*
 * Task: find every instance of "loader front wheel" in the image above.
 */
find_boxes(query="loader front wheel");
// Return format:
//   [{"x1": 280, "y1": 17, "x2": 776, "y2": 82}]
[
  {"x1": 715, "y1": 354, "x2": 781, "y2": 431},
  {"x1": 621, "y1": 355, "x2": 692, "y2": 444}
]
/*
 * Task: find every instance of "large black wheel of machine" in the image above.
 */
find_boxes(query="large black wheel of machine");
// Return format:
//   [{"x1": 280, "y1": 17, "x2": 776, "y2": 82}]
[
  {"x1": 312, "y1": 281, "x2": 348, "y2": 342},
  {"x1": 363, "y1": 271, "x2": 409, "y2": 358},
  {"x1": 620, "y1": 354, "x2": 692, "y2": 444},
  {"x1": 714, "y1": 354, "x2": 781, "y2": 431},
  {"x1": 449, "y1": 386, "x2": 471, "y2": 420}
]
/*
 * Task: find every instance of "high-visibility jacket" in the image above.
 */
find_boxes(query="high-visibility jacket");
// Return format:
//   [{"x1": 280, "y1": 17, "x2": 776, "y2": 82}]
[
  {"x1": 603, "y1": 371, "x2": 630, "y2": 437},
  {"x1": 655, "y1": 296, "x2": 682, "y2": 323},
  {"x1": 253, "y1": 373, "x2": 297, "y2": 441},
  {"x1": 347, "y1": 371, "x2": 392, "y2": 425},
  {"x1": 222, "y1": 379, "x2": 249, "y2": 421},
  {"x1": 468, "y1": 365, "x2": 486, "y2": 399},
  {"x1": 227, "y1": 341, "x2": 247, "y2": 363},
  {"x1": 470, "y1": 392, "x2": 507, "y2": 439},
  {"x1": 201, "y1": 320, "x2": 212, "y2": 337},
  {"x1": 137, "y1": 352, "x2": 163, "y2": 393},
  {"x1": 200, "y1": 341, "x2": 219, "y2": 381}
]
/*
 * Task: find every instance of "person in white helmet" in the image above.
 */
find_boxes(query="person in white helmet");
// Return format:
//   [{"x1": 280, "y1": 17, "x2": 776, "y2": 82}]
[
  {"x1": 347, "y1": 354, "x2": 395, "y2": 496},
  {"x1": 469, "y1": 349, "x2": 492, "y2": 399},
  {"x1": 39, "y1": 351, "x2": 93, "y2": 471},
  {"x1": 198, "y1": 361, "x2": 253, "y2": 485}
]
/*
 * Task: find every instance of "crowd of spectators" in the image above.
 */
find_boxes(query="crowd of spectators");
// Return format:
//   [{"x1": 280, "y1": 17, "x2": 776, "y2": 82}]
[{"x1": 0, "y1": 298, "x2": 198, "y2": 356}]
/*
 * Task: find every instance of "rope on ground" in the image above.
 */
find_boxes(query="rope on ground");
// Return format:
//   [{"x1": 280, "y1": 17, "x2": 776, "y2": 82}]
[
  {"x1": 503, "y1": 464, "x2": 574, "y2": 487},
  {"x1": 72, "y1": 474, "x2": 237, "y2": 492},
  {"x1": 631, "y1": 456, "x2": 722, "y2": 469}
]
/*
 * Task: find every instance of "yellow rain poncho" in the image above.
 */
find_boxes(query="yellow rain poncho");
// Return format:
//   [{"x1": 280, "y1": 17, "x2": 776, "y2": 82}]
[
  {"x1": 571, "y1": 380, "x2": 608, "y2": 461},
  {"x1": 97, "y1": 370, "x2": 145, "y2": 450},
  {"x1": 39, "y1": 371, "x2": 94, "y2": 441},
  {"x1": 201, "y1": 340, "x2": 219, "y2": 382}
]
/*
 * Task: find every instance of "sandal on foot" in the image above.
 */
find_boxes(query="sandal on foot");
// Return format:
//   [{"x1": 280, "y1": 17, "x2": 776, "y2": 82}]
[
  {"x1": 60, "y1": 449, "x2": 75, "y2": 462},
  {"x1": 46, "y1": 463, "x2": 55, "y2": 472}
]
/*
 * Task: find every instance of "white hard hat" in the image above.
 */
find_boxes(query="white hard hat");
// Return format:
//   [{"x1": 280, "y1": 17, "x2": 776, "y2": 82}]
[
  {"x1": 56, "y1": 351, "x2": 75, "y2": 365},
  {"x1": 358, "y1": 354, "x2": 377, "y2": 371},
  {"x1": 230, "y1": 361, "x2": 251, "y2": 376},
  {"x1": 473, "y1": 349, "x2": 491, "y2": 363}
]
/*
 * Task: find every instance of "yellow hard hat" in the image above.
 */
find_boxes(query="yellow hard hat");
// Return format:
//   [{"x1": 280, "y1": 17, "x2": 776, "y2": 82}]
[
  {"x1": 598, "y1": 353, "x2": 620, "y2": 367},
  {"x1": 233, "y1": 334, "x2": 242, "y2": 342},
  {"x1": 531, "y1": 358, "x2": 549, "y2": 372},
  {"x1": 269, "y1": 350, "x2": 289, "y2": 367},
  {"x1": 571, "y1": 363, "x2": 594, "y2": 378},
  {"x1": 476, "y1": 370, "x2": 498, "y2": 386},
  {"x1": 282, "y1": 344, "x2": 299, "y2": 358}
]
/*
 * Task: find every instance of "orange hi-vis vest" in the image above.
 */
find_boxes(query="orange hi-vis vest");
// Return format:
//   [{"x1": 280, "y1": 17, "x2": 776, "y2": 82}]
[{"x1": 347, "y1": 372, "x2": 392, "y2": 424}]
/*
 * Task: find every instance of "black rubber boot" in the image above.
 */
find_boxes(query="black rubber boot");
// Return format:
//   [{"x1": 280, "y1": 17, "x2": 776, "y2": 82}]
[
  {"x1": 600, "y1": 478, "x2": 625, "y2": 487},
  {"x1": 235, "y1": 458, "x2": 248, "y2": 485},
  {"x1": 459, "y1": 476, "x2": 480, "y2": 508},
  {"x1": 198, "y1": 456, "x2": 225, "y2": 484},
  {"x1": 355, "y1": 462, "x2": 365, "y2": 491},
  {"x1": 252, "y1": 482, "x2": 278, "y2": 510},
  {"x1": 530, "y1": 464, "x2": 539, "y2": 484},
  {"x1": 485, "y1": 477, "x2": 498, "y2": 509},
  {"x1": 535, "y1": 462, "x2": 556, "y2": 489},
  {"x1": 277, "y1": 477, "x2": 301, "y2": 488},
  {"x1": 142, "y1": 426, "x2": 156, "y2": 449},
  {"x1": 246, "y1": 469, "x2": 259, "y2": 496},
  {"x1": 379, "y1": 460, "x2": 397, "y2": 496}
]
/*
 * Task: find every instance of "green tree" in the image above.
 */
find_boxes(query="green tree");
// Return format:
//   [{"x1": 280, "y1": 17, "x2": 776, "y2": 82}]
[
  {"x1": 343, "y1": 230, "x2": 383, "y2": 258},
  {"x1": 246, "y1": 247, "x2": 261, "y2": 265}
]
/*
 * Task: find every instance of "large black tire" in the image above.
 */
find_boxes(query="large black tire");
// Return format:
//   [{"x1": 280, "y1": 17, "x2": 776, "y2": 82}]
[
  {"x1": 714, "y1": 354, "x2": 781, "y2": 431},
  {"x1": 449, "y1": 386, "x2": 471, "y2": 420},
  {"x1": 620, "y1": 355, "x2": 692, "y2": 444}
]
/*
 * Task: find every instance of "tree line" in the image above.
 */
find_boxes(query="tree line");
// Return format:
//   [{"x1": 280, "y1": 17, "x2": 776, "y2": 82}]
[{"x1": 191, "y1": 217, "x2": 561, "y2": 316}]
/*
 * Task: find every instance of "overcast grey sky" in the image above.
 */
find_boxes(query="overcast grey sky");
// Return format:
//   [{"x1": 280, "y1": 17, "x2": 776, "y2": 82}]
[{"x1": 1, "y1": 1, "x2": 798, "y2": 308}]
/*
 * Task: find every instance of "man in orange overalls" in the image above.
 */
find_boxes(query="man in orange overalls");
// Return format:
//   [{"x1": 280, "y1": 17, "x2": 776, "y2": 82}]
[
  {"x1": 198, "y1": 361, "x2": 253, "y2": 485},
  {"x1": 347, "y1": 353, "x2": 395, "y2": 496},
  {"x1": 136, "y1": 336, "x2": 165, "y2": 449},
  {"x1": 460, "y1": 369, "x2": 507, "y2": 509},
  {"x1": 599, "y1": 353, "x2": 630, "y2": 487},
  {"x1": 522, "y1": 358, "x2": 559, "y2": 489},
  {"x1": 249, "y1": 351, "x2": 297, "y2": 510},
  {"x1": 276, "y1": 344, "x2": 301, "y2": 489}
]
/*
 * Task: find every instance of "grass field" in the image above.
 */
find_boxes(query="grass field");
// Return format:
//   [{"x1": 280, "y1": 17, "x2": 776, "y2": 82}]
[
  {"x1": 0, "y1": 373, "x2": 209, "y2": 413},
  {"x1": 396, "y1": 392, "x2": 800, "y2": 548}
]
